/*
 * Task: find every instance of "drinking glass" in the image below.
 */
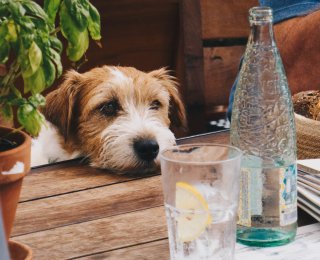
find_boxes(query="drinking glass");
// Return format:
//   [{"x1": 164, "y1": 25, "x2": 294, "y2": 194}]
[{"x1": 160, "y1": 144, "x2": 242, "y2": 260}]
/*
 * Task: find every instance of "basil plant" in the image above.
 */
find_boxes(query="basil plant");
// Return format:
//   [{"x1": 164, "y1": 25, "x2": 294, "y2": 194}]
[{"x1": 0, "y1": 0, "x2": 101, "y2": 136}]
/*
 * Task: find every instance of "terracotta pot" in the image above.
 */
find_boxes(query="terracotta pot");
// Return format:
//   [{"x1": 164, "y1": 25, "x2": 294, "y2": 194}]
[
  {"x1": 0, "y1": 127, "x2": 31, "y2": 241},
  {"x1": 9, "y1": 240, "x2": 33, "y2": 260}
]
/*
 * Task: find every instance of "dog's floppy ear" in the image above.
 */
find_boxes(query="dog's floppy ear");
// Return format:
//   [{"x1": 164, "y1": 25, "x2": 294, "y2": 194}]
[
  {"x1": 43, "y1": 70, "x2": 83, "y2": 141},
  {"x1": 149, "y1": 68, "x2": 187, "y2": 129}
]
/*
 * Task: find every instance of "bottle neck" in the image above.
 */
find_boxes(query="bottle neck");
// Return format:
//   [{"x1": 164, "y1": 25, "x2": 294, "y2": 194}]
[{"x1": 249, "y1": 21, "x2": 275, "y2": 46}]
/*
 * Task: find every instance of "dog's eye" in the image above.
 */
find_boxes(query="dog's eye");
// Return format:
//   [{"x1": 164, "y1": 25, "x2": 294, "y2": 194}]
[
  {"x1": 99, "y1": 100, "x2": 120, "y2": 116},
  {"x1": 150, "y1": 100, "x2": 161, "y2": 110}
]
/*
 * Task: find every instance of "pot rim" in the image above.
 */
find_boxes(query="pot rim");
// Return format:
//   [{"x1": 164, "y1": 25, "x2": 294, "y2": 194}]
[{"x1": 0, "y1": 126, "x2": 31, "y2": 157}]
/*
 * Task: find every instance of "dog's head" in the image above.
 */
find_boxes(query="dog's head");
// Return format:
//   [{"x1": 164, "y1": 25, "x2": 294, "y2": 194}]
[{"x1": 43, "y1": 66, "x2": 186, "y2": 173}]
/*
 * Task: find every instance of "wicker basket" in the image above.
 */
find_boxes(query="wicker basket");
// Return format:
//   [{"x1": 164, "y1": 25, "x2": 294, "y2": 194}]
[{"x1": 295, "y1": 113, "x2": 320, "y2": 159}]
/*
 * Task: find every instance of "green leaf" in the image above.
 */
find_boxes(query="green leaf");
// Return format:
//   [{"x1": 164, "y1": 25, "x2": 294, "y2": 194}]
[
  {"x1": 19, "y1": 47, "x2": 30, "y2": 76},
  {"x1": 88, "y1": 3, "x2": 101, "y2": 41},
  {"x1": 0, "y1": 4, "x2": 10, "y2": 17},
  {"x1": 23, "y1": 1, "x2": 49, "y2": 23},
  {"x1": 20, "y1": 27, "x2": 34, "y2": 49},
  {"x1": 0, "y1": 20, "x2": 8, "y2": 37},
  {"x1": 21, "y1": 41, "x2": 42, "y2": 78},
  {"x1": 0, "y1": 94, "x2": 16, "y2": 105},
  {"x1": 17, "y1": 16, "x2": 35, "y2": 32},
  {"x1": 23, "y1": 67, "x2": 46, "y2": 94},
  {"x1": 60, "y1": 2, "x2": 79, "y2": 45},
  {"x1": 60, "y1": 2, "x2": 89, "y2": 61},
  {"x1": 44, "y1": 0, "x2": 61, "y2": 24},
  {"x1": 28, "y1": 93, "x2": 46, "y2": 107},
  {"x1": 42, "y1": 56, "x2": 56, "y2": 87},
  {"x1": 1, "y1": 103, "x2": 13, "y2": 121},
  {"x1": 79, "y1": 0, "x2": 90, "y2": 9},
  {"x1": 29, "y1": 16, "x2": 48, "y2": 31},
  {"x1": 49, "y1": 36, "x2": 63, "y2": 54},
  {"x1": 8, "y1": 1, "x2": 26, "y2": 20},
  {"x1": 67, "y1": 29, "x2": 89, "y2": 62},
  {"x1": 64, "y1": 0, "x2": 90, "y2": 30},
  {"x1": 11, "y1": 86, "x2": 22, "y2": 98},
  {"x1": 0, "y1": 40, "x2": 10, "y2": 63},
  {"x1": 17, "y1": 103, "x2": 45, "y2": 136},
  {"x1": 0, "y1": 0, "x2": 9, "y2": 5},
  {"x1": 0, "y1": 23, "x2": 10, "y2": 63},
  {"x1": 28, "y1": 41, "x2": 42, "y2": 74},
  {"x1": 7, "y1": 96, "x2": 26, "y2": 106},
  {"x1": 48, "y1": 48, "x2": 62, "y2": 77},
  {"x1": 5, "y1": 20, "x2": 17, "y2": 42}
]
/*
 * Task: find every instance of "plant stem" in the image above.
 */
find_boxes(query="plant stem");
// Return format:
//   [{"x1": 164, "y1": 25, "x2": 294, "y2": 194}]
[{"x1": 51, "y1": 26, "x2": 61, "y2": 35}]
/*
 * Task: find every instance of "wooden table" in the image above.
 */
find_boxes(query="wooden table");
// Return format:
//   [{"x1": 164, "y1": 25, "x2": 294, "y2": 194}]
[{"x1": 11, "y1": 131, "x2": 317, "y2": 259}]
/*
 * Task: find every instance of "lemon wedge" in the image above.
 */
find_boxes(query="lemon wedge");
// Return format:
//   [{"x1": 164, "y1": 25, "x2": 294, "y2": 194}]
[{"x1": 175, "y1": 182, "x2": 212, "y2": 242}]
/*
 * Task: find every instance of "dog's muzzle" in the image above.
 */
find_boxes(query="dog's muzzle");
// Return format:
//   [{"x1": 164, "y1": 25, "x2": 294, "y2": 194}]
[{"x1": 133, "y1": 138, "x2": 159, "y2": 162}]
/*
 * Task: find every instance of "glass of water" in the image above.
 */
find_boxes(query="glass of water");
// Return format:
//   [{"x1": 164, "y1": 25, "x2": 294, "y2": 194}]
[{"x1": 160, "y1": 144, "x2": 242, "y2": 260}]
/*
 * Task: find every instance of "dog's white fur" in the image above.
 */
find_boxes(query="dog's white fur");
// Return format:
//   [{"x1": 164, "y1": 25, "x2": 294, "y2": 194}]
[
  {"x1": 31, "y1": 121, "x2": 80, "y2": 166},
  {"x1": 31, "y1": 66, "x2": 186, "y2": 173}
]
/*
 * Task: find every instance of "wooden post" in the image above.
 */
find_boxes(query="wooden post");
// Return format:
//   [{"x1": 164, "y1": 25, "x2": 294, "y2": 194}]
[
  {"x1": 179, "y1": 0, "x2": 206, "y2": 107},
  {"x1": 177, "y1": 0, "x2": 206, "y2": 134}
]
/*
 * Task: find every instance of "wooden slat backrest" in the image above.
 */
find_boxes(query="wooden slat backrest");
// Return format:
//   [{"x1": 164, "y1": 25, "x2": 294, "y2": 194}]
[
  {"x1": 179, "y1": 0, "x2": 258, "y2": 124},
  {"x1": 201, "y1": 0, "x2": 258, "y2": 40}
]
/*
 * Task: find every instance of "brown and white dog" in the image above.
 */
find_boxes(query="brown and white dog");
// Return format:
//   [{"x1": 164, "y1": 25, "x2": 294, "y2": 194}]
[{"x1": 31, "y1": 66, "x2": 186, "y2": 173}]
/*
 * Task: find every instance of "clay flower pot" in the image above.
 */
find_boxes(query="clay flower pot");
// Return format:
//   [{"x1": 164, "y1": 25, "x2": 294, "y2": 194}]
[
  {"x1": 9, "y1": 240, "x2": 33, "y2": 260},
  {"x1": 0, "y1": 126, "x2": 31, "y2": 241}
]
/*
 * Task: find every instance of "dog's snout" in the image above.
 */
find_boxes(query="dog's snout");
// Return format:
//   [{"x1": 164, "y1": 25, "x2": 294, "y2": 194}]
[{"x1": 133, "y1": 139, "x2": 159, "y2": 162}]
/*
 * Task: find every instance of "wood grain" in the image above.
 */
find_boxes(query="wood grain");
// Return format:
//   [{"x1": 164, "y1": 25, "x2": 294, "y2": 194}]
[
  {"x1": 77, "y1": 0, "x2": 180, "y2": 73},
  {"x1": 203, "y1": 46, "x2": 246, "y2": 108},
  {"x1": 178, "y1": 130, "x2": 229, "y2": 145},
  {"x1": 12, "y1": 206, "x2": 168, "y2": 260},
  {"x1": 200, "y1": 0, "x2": 258, "y2": 40},
  {"x1": 78, "y1": 239, "x2": 169, "y2": 260},
  {"x1": 21, "y1": 161, "x2": 132, "y2": 202},
  {"x1": 12, "y1": 131, "x2": 229, "y2": 259},
  {"x1": 13, "y1": 176, "x2": 163, "y2": 236},
  {"x1": 179, "y1": 0, "x2": 206, "y2": 107}
]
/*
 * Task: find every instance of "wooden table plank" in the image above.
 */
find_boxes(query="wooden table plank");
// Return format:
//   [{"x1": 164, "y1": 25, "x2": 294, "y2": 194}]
[
  {"x1": 79, "y1": 239, "x2": 169, "y2": 260},
  {"x1": 13, "y1": 176, "x2": 163, "y2": 236},
  {"x1": 177, "y1": 130, "x2": 229, "y2": 145},
  {"x1": 11, "y1": 130, "x2": 230, "y2": 259},
  {"x1": 12, "y1": 206, "x2": 168, "y2": 259},
  {"x1": 21, "y1": 161, "x2": 132, "y2": 202},
  {"x1": 20, "y1": 130, "x2": 228, "y2": 203}
]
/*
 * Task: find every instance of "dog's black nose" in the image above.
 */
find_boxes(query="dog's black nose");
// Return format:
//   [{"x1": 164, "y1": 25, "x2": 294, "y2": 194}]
[{"x1": 133, "y1": 139, "x2": 159, "y2": 162}]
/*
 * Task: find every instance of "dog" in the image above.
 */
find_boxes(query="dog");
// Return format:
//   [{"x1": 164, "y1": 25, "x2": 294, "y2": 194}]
[{"x1": 31, "y1": 66, "x2": 186, "y2": 173}]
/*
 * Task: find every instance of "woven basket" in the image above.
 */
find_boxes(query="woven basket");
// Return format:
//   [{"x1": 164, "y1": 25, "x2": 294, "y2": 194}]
[{"x1": 295, "y1": 113, "x2": 320, "y2": 159}]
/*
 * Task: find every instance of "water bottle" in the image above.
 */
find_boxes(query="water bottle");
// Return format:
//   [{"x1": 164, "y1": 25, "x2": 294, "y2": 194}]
[{"x1": 230, "y1": 6, "x2": 297, "y2": 247}]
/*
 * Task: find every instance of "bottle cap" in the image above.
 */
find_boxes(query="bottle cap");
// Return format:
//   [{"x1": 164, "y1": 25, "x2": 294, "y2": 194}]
[{"x1": 249, "y1": 6, "x2": 273, "y2": 24}]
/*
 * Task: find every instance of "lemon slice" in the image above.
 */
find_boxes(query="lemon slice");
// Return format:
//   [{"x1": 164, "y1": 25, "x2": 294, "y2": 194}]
[{"x1": 175, "y1": 182, "x2": 212, "y2": 242}]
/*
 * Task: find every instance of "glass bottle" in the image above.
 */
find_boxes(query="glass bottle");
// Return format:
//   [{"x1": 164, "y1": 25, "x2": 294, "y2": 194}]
[{"x1": 230, "y1": 6, "x2": 297, "y2": 247}]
